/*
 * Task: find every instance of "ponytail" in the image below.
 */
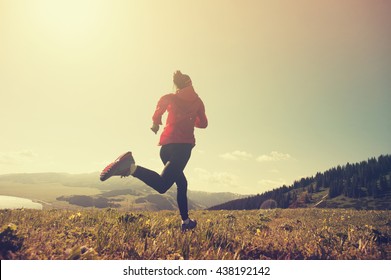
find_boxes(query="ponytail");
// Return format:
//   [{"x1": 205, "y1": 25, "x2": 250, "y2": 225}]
[{"x1": 173, "y1": 70, "x2": 192, "y2": 89}]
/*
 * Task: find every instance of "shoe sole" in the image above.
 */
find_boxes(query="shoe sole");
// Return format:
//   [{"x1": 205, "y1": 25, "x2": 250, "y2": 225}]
[{"x1": 100, "y1": 152, "x2": 132, "y2": 181}]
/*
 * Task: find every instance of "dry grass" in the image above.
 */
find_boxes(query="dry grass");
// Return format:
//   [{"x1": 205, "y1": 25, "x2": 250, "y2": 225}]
[{"x1": 1, "y1": 208, "x2": 390, "y2": 260}]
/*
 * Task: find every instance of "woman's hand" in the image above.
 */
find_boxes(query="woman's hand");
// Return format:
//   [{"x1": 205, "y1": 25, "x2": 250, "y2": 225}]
[{"x1": 150, "y1": 123, "x2": 160, "y2": 134}]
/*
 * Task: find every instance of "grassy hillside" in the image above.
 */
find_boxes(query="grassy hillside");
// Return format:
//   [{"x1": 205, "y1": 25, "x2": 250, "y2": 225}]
[
  {"x1": 1, "y1": 208, "x2": 390, "y2": 260},
  {"x1": 210, "y1": 155, "x2": 391, "y2": 211}
]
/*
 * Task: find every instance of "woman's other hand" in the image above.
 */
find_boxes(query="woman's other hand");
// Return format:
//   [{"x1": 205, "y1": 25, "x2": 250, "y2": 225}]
[{"x1": 151, "y1": 123, "x2": 160, "y2": 134}]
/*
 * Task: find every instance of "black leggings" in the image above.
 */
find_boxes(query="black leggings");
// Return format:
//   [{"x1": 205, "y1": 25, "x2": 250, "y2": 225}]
[{"x1": 132, "y1": 143, "x2": 194, "y2": 220}]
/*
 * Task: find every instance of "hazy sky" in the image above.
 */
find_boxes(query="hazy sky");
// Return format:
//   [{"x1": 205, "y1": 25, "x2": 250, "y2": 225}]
[{"x1": 1, "y1": 0, "x2": 390, "y2": 194}]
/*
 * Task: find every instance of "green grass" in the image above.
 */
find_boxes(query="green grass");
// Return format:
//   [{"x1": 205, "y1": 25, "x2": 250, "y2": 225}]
[{"x1": 1, "y1": 208, "x2": 390, "y2": 260}]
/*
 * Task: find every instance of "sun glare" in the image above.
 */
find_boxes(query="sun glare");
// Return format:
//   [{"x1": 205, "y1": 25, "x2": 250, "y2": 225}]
[{"x1": 30, "y1": 0, "x2": 106, "y2": 41}]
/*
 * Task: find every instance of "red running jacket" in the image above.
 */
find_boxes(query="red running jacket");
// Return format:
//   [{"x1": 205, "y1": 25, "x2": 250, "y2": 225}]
[{"x1": 152, "y1": 86, "x2": 208, "y2": 146}]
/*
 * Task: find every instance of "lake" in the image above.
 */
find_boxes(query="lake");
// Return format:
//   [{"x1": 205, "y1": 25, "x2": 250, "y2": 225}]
[{"x1": 0, "y1": 195, "x2": 43, "y2": 210}]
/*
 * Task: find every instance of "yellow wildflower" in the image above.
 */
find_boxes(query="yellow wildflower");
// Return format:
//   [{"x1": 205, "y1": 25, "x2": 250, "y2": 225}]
[{"x1": 7, "y1": 223, "x2": 17, "y2": 231}]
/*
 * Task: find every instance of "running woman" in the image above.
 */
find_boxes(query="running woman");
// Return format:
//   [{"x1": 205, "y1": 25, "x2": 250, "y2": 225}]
[{"x1": 100, "y1": 70, "x2": 208, "y2": 232}]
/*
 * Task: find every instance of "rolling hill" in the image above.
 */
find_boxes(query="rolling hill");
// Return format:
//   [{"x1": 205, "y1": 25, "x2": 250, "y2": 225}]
[
  {"x1": 0, "y1": 172, "x2": 245, "y2": 210},
  {"x1": 209, "y1": 154, "x2": 391, "y2": 210}
]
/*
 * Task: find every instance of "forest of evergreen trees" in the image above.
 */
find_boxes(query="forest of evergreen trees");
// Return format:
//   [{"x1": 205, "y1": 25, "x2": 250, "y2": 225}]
[{"x1": 208, "y1": 154, "x2": 391, "y2": 210}]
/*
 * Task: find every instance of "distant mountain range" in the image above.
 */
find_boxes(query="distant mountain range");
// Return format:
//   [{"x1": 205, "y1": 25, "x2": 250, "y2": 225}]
[
  {"x1": 209, "y1": 154, "x2": 391, "y2": 210},
  {"x1": 0, "y1": 172, "x2": 245, "y2": 210},
  {"x1": 2, "y1": 155, "x2": 390, "y2": 211}
]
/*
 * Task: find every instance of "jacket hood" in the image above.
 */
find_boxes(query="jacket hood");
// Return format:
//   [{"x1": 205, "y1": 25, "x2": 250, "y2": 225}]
[{"x1": 175, "y1": 86, "x2": 199, "y2": 101}]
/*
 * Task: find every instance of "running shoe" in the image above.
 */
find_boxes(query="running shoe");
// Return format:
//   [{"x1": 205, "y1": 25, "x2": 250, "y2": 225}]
[
  {"x1": 100, "y1": 151, "x2": 135, "y2": 181},
  {"x1": 181, "y1": 219, "x2": 197, "y2": 232}
]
